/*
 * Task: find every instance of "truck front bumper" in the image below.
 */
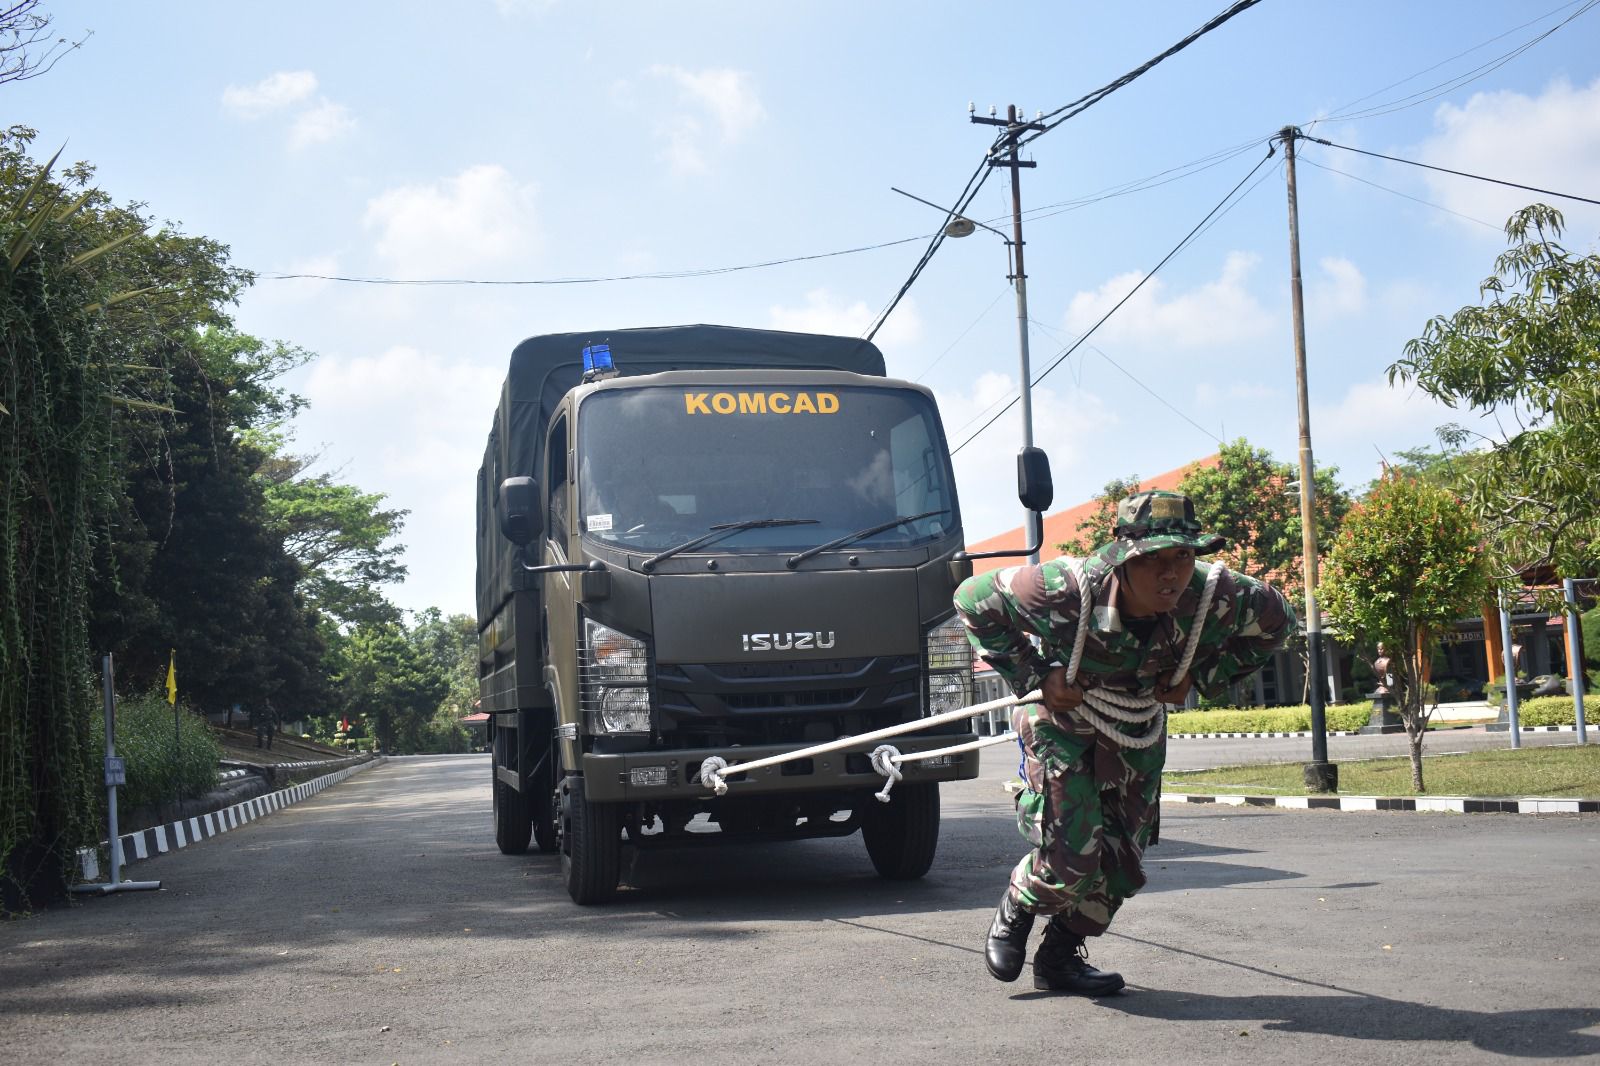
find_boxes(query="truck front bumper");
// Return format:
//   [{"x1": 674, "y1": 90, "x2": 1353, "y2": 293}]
[{"x1": 581, "y1": 732, "x2": 983, "y2": 803}]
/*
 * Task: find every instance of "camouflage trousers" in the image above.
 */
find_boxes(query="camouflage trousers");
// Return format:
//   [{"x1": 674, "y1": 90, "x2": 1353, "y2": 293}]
[{"x1": 1006, "y1": 701, "x2": 1165, "y2": 936}]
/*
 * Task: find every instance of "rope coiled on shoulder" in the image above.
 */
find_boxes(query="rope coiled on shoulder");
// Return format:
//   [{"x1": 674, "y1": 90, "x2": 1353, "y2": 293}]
[{"x1": 1053, "y1": 561, "x2": 1225, "y2": 749}]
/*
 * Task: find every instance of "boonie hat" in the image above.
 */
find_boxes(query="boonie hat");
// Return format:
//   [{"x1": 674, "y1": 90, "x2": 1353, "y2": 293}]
[{"x1": 1093, "y1": 490, "x2": 1226, "y2": 567}]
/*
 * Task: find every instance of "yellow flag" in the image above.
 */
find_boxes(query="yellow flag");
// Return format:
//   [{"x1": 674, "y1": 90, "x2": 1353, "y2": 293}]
[{"x1": 165, "y1": 649, "x2": 177, "y2": 705}]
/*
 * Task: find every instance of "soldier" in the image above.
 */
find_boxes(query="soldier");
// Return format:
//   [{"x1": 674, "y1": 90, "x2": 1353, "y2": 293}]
[{"x1": 954, "y1": 489, "x2": 1295, "y2": 996}]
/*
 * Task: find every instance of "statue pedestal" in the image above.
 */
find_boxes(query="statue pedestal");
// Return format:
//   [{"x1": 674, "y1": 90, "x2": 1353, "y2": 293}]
[{"x1": 1359, "y1": 692, "x2": 1404, "y2": 734}]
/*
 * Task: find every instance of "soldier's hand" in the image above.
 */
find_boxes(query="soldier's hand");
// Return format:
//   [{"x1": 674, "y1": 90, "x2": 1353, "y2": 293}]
[
  {"x1": 1155, "y1": 675, "x2": 1193, "y2": 706},
  {"x1": 1041, "y1": 666, "x2": 1085, "y2": 712}
]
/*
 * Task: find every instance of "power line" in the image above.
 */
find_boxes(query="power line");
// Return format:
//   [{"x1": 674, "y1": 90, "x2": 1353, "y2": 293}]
[
  {"x1": 1018, "y1": 0, "x2": 1268, "y2": 149},
  {"x1": 1313, "y1": 0, "x2": 1599, "y2": 126},
  {"x1": 1304, "y1": 135, "x2": 1600, "y2": 208},
  {"x1": 255, "y1": 232, "x2": 933, "y2": 286},
  {"x1": 911, "y1": 286, "x2": 1009, "y2": 383},
  {"x1": 950, "y1": 144, "x2": 1277, "y2": 458},
  {"x1": 872, "y1": 0, "x2": 1267, "y2": 341},
  {"x1": 1297, "y1": 156, "x2": 1502, "y2": 232},
  {"x1": 1317, "y1": 0, "x2": 1594, "y2": 123}
]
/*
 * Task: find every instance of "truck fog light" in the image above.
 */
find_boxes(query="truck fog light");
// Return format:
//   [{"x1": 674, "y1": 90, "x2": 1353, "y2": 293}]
[{"x1": 629, "y1": 765, "x2": 670, "y2": 787}]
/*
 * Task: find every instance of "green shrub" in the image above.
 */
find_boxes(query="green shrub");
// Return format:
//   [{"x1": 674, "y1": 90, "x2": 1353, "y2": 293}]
[
  {"x1": 1168, "y1": 702, "x2": 1372, "y2": 734},
  {"x1": 112, "y1": 694, "x2": 221, "y2": 812},
  {"x1": 1514, "y1": 695, "x2": 1585, "y2": 728}
]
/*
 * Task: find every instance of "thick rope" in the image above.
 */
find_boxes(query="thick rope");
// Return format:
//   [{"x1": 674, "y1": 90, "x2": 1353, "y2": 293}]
[
  {"x1": 1059, "y1": 561, "x2": 1225, "y2": 750},
  {"x1": 695, "y1": 689, "x2": 1038, "y2": 795},
  {"x1": 869, "y1": 745, "x2": 903, "y2": 802}
]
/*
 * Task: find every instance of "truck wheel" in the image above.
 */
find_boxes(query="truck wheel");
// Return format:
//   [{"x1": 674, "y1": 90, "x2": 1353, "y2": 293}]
[
  {"x1": 559, "y1": 774, "x2": 622, "y2": 904},
  {"x1": 862, "y1": 782, "x2": 940, "y2": 880}
]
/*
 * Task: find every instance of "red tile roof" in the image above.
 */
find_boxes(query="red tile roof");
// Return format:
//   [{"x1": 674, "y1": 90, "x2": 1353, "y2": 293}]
[{"x1": 965, "y1": 454, "x2": 1220, "y2": 577}]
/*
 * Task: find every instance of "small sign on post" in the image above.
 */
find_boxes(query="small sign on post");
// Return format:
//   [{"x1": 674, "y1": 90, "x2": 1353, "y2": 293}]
[{"x1": 104, "y1": 756, "x2": 126, "y2": 787}]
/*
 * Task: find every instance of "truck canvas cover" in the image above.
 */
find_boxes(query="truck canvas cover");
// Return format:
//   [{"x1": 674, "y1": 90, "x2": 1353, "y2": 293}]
[{"x1": 476, "y1": 324, "x2": 887, "y2": 622}]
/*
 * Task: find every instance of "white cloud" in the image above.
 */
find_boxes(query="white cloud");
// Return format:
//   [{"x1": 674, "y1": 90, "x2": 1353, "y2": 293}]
[
  {"x1": 363, "y1": 164, "x2": 539, "y2": 275},
  {"x1": 1064, "y1": 251, "x2": 1274, "y2": 350},
  {"x1": 767, "y1": 288, "x2": 923, "y2": 350},
  {"x1": 222, "y1": 70, "x2": 317, "y2": 117},
  {"x1": 1312, "y1": 376, "x2": 1464, "y2": 463},
  {"x1": 1415, "y1": 77, "x2": 1600, "y2": 234},
  {"x1": 936, "y1": 371, "x2": 1117, "y2": 541},
  {"x1": 1309, "y1": 256, "x2": 1367, "y2": 316},
  {"x1": 648, "y1": 66, "x2": 766, "y2": 174},
  {"x1": 303, "y1": 346, "x2": 504, "y2": 481},
  {"x1": 289, "y1": 100, "x2": 356, "y2": 149}
]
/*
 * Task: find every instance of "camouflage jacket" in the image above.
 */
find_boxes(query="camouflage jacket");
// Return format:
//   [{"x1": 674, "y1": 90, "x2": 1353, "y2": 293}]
[{"x1": 953, "y1": 554, "x2": 1296, "y2": 701}]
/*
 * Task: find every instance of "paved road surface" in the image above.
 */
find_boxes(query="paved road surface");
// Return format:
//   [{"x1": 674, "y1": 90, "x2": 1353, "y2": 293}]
[{"x1": 2, "y1": 753, "x2": 1597, "y2": 1065}]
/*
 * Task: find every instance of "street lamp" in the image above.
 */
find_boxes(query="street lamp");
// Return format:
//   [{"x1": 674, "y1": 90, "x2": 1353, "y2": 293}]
[{"x1": 891, "y1": 179, "x2": 1043, "y2": 562}]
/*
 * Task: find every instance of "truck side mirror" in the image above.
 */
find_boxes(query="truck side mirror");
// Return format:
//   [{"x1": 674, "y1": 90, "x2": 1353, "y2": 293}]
[
  {"x1": 499, "y1": 476, "x2": 540, "y2": 545},
  {"x1": 1017, "y1": 447, "x2": 1053, "y2": 512}
]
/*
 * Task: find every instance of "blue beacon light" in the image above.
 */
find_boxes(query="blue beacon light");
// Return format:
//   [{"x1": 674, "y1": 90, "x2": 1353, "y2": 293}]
[{"x1": 582, "y1": 343, "x2": 618, "y2": 380}]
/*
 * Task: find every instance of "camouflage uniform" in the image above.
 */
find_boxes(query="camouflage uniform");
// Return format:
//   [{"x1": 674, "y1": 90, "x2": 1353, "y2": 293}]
[{"x1": 956, "y1": 495, "x2": 1295, "y2": 937}]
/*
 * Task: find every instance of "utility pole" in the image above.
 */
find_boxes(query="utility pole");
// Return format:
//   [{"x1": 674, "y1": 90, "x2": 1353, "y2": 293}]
[
  {"x1": 1280, "y1": 125, "x2": 1337, "y2": 793},
  {"x1": 972, "y1": 104, "x2": 1047, "y2": 562}
]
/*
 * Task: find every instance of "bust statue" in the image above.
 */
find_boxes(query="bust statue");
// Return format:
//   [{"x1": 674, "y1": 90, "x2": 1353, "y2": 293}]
[{"x1": 1371, "y1": 643, "x2": 1394, "y2": 697}]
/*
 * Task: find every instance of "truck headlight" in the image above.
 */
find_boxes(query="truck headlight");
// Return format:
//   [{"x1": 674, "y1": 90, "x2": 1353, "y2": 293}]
[
  {"x1": 925, "y1": 615, "x2": 974, "y2": 715},
  {"x1": 582, "y1": 619, "x2": 652, "y2": 734}
]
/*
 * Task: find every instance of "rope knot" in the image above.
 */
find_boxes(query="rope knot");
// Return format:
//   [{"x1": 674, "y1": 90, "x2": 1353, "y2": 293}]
[{"x1": 869, "y1": 744, "x2": 903, "y2": 802}]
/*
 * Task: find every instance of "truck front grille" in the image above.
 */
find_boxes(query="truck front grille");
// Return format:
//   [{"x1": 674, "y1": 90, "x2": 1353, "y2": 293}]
[{"x1": 654, "y1": 655, "x2": 921, "y2": 746}]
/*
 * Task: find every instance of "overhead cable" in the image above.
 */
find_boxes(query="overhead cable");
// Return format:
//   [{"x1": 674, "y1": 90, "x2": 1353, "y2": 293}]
[
  {"x1": 1304, "y1": 135, "x2": 1600, "y2": 209},
  {"x1": 951, "y1": 144, "x2": 1277, "y2": 458},
  {"x1": 1018, "y1": 0, "x2": 1268, "y2": 149}
]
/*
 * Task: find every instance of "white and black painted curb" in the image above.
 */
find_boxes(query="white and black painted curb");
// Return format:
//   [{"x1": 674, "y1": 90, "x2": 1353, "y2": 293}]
[
  {"x1": 77, "y1": 757, "x2": 383, "y2": 880},
  {"x1": 1164, "y1": 791, "x2": 1600, "y2": 815}
]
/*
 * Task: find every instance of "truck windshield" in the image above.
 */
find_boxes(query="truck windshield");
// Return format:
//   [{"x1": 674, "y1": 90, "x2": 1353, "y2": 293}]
[{"x1": 577, "y1": 385, "x2": 957, "y2": 553}]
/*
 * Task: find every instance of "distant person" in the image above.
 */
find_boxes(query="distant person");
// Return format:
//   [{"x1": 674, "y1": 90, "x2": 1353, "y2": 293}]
[{"x1": 954, "y1": 490, "x2": 1295, "y2": 996}]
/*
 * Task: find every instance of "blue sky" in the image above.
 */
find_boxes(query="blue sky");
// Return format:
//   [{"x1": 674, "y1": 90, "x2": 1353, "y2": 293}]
[{"x1": 15, "y1": 1, "x2": 1600, "y2": 617}]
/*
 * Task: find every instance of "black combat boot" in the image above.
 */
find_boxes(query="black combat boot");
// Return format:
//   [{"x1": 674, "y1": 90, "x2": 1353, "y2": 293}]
[
  {"x1": 984, "y1": 889, "x2": 1035, "y2": 982},
  {"x1": 1032, "y1": 918, "x2": 1125, "y2": 995}
]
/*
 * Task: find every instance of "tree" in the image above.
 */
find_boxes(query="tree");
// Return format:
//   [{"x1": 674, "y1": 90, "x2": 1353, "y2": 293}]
[
  {"x1": 332, "y1": 620, "x2": 449, "y2": 754},
  {"x1": 2, "y1": 127, "x2": 250, "y2": 910},
  {"x1": 1392, "y1": 204, "x2": 1600, "y2": 581},
  {"x1": 1056, "y1": 474, "x2": 1142, "y2": 555},
  {"x1": 1179, "y1": 438, "x2": 1350, "y2": 596},
  {"x1": 0, "y1": 2, "x2": 90, "y2": 86},
  {"x1": 1319, "y1": 474, "x2": 1491, "y2": 791}
]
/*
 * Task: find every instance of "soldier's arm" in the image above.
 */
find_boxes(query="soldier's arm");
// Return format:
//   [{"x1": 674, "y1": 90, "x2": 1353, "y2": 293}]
[
  {"x1": 1188, "y1": 569, "x2": 1298, "y2": 699},
  {"x1": 953, "y1": 563, "x2": 1079, "y2": 699}
]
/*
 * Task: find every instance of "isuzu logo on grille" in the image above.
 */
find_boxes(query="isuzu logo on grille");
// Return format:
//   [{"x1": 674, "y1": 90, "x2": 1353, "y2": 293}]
[{"x1": 741, "y1": 631, "x2": 836, "y2": 652}]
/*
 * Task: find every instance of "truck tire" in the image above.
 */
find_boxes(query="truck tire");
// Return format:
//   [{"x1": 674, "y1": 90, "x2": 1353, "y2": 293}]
[
  {"x1": 862, "y1": 782, "x2": 940, "y2": 880},
  {"x1": 559, "y1": 774, "x2": 622, "y2": 904}
]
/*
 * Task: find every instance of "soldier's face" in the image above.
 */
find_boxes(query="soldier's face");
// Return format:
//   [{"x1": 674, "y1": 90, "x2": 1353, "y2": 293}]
[{"x1": 1120, "y1": 546, "x2": 1196, "y2": 617}]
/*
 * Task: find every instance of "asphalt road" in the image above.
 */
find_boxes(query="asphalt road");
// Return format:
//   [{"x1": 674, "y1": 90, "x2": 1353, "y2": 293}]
[{"x1": 2, "y1": 753, "x2": 1597, "y2": 1065}]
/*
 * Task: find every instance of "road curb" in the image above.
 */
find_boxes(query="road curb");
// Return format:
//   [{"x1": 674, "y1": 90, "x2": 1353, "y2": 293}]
[
  {"x1": 1163, "y1": 791, "x2": 1600, "y2": 815},
  {"x1": 76, "y1": 756, "x2": 385, "y2": 881}
]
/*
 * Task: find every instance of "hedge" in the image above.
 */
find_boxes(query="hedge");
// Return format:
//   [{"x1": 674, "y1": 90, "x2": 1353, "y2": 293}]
[{"x1": 1167, "y1": 702, "x2": 1373, "y2": 735}]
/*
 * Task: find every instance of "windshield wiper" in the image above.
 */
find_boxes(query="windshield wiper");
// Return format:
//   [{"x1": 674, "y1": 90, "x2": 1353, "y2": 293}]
[
  {"x1": 640, "y1": 517, "x2": 819, "y2": 572},
  {"x1": 785, "y1": 509, "x2": 949, "y2": 569}
]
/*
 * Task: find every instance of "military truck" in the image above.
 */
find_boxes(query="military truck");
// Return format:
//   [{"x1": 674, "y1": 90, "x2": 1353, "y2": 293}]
[{"x1": 476, "y1": 324, "x2": 982, "y2": 904}]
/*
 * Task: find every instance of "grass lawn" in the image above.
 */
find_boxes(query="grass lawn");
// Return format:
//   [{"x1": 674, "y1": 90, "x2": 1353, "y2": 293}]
[{"x1": 1164, "y1": 743, "x2": 1600, "y2": 798}]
